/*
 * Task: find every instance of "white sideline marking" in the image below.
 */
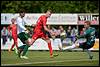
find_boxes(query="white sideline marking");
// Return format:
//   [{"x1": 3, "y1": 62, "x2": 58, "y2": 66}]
[{"x1": 1, "y1": 59, "x2": 98, "y2": 66}]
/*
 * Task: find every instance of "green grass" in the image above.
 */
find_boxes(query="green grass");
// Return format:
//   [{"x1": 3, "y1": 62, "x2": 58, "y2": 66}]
[{"x1": 1, "y1": 50, "x2": 99, "y2": 66}]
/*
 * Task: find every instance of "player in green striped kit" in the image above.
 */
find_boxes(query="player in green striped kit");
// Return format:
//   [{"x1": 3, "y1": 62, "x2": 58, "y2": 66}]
[
  {"x1": 61, "y1": 21, "x2": 96, "y2": 59},
  {"x1": 15, "y1": 9, "x2": 32, "y2": 59}
]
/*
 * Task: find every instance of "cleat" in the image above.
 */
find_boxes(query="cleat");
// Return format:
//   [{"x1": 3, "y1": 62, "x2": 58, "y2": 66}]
[
  {"x1": 53, "y1": 54, "x2": 59, "y2": 57},
  {"x1": 20, "y1": 56, "x2": 28, "y2": 59},
  {"x1": 18, "y1": 50, "x2": 21, "y2": 58},
  {"x1": 50, "y1": 54, "x2": 59, "y2": 58},
  {"x1": 50, "y1": 55, "x2": 53, "y2": 58},
  {"x1": 14, "y1": 48, "x2": 18, "y2": 54}
]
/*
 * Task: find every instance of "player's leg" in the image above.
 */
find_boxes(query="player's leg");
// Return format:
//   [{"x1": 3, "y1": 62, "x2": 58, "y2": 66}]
[
  {"x1": 21, "y1": 38, "x2": 33, "y2": 57},
  {"x1": 84, "y1": 43, "x2": 94, "y2": 59},
  {"x1": 9, "y1": 43, "x2": 15, "y2": 52},
  {"x1": 14, "y1": 37, "x2": 18, "y2": 49},
  {"x1": 42, "y1": 34, "x2": 58, "y2": 58},
  {"x1": 20, "y1": 45, "x2": 30, "y2": 59},
  {"x1": 46, "y1": 38, "x2": 59, "y2": 58},
  {"x1": 62, "y1": 40, "x2": 79, "y2": 50},
  {"x1": 42, "y1": 34, "x2": 53, "y2": 57},
  {"x1": 9, "y1": 37, "x2": 16, "y2": 52},
  {"x1": 55, "y1": 38, "x2": 62, "y2": 51},
  {"x1": 79, "y1": 42, "x2": 94, "y2": 59},
  {"x1": 13, "y1": 37, "x2": 19, "y2": 54},
  {"x1": 17, "y1": 32, "x2": 31, "y2": 59},
  {"x1": 84, "y1": 49, "x2": 93, "y2": 59},
  {"x1": 44, "y1": 38, "x2": 53, "y2": 57},
  {"x1": 20, "y1": 32, "x2": 38, "y2": 59},
  {"x1": 48, "y1": 39, "x2": 53, "y2": 57}
]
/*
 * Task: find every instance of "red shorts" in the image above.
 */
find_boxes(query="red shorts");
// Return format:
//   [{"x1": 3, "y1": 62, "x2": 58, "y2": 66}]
[{"x1": 32, "y1": 31, "x2": 49, "y2": 40}]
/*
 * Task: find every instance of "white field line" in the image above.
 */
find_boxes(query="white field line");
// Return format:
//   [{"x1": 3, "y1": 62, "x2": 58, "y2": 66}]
[{"x1": 1, "y1": 59, "x2": 98, "y2": 66}]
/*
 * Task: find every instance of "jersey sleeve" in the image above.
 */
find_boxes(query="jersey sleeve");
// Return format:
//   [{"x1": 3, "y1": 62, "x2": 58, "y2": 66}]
[
  {"x1": 78, "y1": 31, "x2": 89, "y2": 38},
  {"x1": 78, "y1": 27, "x2": 95, "y2": 38},
  {"x1": 42, "y1": 16, "x2": 47, "y2": 26}
]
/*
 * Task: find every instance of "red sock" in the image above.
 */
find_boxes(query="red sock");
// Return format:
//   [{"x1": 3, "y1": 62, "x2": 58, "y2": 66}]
[
  {"x1": 10, "y1": 41, "x2": 18, "y2": 50},
  {"x1": 10, "y1": 44, "x2": 15, "y2": 50},
  {"x1": 48, "y1": 41, "x2": 53, "y2": 56},
  {"x1": 15, "y1": 41, "x2": 18, "y2": 49}
]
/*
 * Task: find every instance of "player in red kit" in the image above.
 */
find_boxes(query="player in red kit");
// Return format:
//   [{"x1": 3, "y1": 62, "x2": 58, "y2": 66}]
[
  {"x1": 9, "y1": 18, "x2": 18, "y2": 52},
  {"x1": 30, "y1": 10, "x2": 58, "y2": 58}
]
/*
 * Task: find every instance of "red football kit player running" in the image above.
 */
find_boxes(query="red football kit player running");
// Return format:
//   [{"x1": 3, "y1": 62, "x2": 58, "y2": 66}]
[
  {"x1": 30, "y1": 10, "x2": 58, "y2": 58},
  {"x1": 9, "y1": 18, "x2": 18, "y2": 52}
]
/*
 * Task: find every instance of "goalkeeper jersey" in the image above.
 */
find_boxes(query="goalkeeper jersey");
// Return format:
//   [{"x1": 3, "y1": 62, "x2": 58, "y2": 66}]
[{"x1": 79, "y1": 27, "x2": 96, "y2": 45}]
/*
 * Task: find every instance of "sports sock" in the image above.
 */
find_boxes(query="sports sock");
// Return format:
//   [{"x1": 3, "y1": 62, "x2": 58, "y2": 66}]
[
  {"x1": 18, "y1": 45, "x2": 26, "y2": 49},
  {"x1": 15, "y1": 42, "x2": 18, "y2": 49},
  {"x1": 48, "y1": 42, "x2": 53, "y2": 56},
  {"x1": 10, "y1": 44, "x2": 15, "y2": 50},
  {"x1": 22, "y1": 45, "x2": 30, "y2": 56}
]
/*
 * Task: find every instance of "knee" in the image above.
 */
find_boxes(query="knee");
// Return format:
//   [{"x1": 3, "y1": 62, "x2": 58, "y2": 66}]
[{"x1": 28, "y1": 38, "x2": 35, "y2": 46}]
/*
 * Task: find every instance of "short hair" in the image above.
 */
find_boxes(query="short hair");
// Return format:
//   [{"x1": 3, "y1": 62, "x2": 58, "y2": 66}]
[
  {"x1": 46, "y1": 9, "x2": 52, "y2": 13},
  {"x1": 84, "y1": 21, "x2": 91, "y2": 25},
  {"x1": 11, "y1": 18, "x2": 15, "y2": 20},
  {"x1": 19, "y1": 9, "x2": 25, "y2": 13}
]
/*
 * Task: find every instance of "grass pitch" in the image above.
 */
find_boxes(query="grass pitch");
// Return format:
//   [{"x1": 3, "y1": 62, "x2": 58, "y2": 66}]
[{"x1": 1, "y1": 50, "x2": 99, "y2": 66}]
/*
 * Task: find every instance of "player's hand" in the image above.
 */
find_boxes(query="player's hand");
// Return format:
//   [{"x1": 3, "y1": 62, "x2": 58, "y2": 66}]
[
  {"x1": 25, "y1": 29, "x2": 29, "y2": 33},
  {"x1": 50, "y1": 31, "x2": 55, "y2": 36}
]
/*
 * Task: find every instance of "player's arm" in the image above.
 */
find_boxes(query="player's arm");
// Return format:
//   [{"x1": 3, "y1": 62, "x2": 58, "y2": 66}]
[
  {"x1": 43, "y1": 26, "x2": 51, "y2": 33},
  {"x1": 42, "y1": 17, "x2": 54, "y2": 35},
  {"x1": 77, "y1": 28, "x2": 95, "y2": 38},
  {"x1": 44, "y1": 26, "x2": 55, "y2": 36},
  {"x1": 77, "y1": 32, "x2": 87, "y2": 38}
]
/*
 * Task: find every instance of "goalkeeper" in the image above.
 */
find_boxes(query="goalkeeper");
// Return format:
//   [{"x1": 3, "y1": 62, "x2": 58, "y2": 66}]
[{"x1": 62, "y1": 21, "x2": 96, "y2": 59}]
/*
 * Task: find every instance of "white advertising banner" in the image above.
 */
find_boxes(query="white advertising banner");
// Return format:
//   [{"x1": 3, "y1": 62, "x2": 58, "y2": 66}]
[
  {"x1": 1, "y1": 38, "x2": 62, "y2": 50},
  {"x1": 1, "y1": 13, "x2": 78, "y2": 25},
  {"x1": 78, "y1": 13, "x2": 99, "y2": 25},
  {"x1": 47, "y1": 14, "x2": 78, "y2": 25},
  {"x1": 1, "y1": 13, "x2": 16, "y2": 24}
]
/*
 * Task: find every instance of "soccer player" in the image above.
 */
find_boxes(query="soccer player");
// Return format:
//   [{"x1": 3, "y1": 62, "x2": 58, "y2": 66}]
[
  {"x1": 8, "y1": 18, "x2": 18, "y2": 52},
  {"x1": 62, "y1": 21, "x2": 96, "y2": 59},
  {"x1": 16, "y1": 9, "x2": 32, "y2": 59},
  {"x1": 30, "y1": 10, "x2": 58, "y2": 58}
]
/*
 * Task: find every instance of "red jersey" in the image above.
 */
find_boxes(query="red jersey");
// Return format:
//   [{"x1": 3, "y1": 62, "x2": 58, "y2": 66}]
[
  {"x1": 10, "y1": 24, "x2": 17, "y2": 36},
  {"x1": 34, "y1": 15, "x2": 47, "y2": 33},
  {"x1": 32, "y1": 15, "x2": 48, "y2": 40}
]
